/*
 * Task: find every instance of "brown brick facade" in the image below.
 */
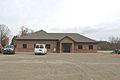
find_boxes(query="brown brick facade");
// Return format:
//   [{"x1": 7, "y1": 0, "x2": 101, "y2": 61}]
[
  {"x1": 74, "y1": 43, "x2": 97, "y2": 53},
  {"x1": 14, "y1": 38, "x2": 97, "y2": 53},
  {"x1": 14, "y1": 40, "x2": 58, "y2": 53}
]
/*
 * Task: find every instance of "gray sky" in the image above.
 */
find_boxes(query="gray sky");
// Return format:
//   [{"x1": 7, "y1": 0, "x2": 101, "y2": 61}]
[{"x1": 0, "y1": 0, "x2": 120, "y2": 40}]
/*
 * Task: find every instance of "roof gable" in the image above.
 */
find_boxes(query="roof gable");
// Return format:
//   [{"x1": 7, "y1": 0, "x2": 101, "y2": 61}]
[
  {"x1": 16, "y1": 30, "x2": 96, "y2": 42},
  {"x1": 60, "y1": 36, "x2": 75, "y2": 42}
]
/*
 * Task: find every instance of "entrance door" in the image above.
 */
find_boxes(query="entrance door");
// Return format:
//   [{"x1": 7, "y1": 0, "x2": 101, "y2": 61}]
[{"x1": 62, "y1": 43, "x2": 72, "y2": 53}]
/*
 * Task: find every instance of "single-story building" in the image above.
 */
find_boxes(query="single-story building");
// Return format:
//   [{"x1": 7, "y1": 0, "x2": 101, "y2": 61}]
[{"x1": 14, "y1": 30, "x2": 97, "y2": 53}]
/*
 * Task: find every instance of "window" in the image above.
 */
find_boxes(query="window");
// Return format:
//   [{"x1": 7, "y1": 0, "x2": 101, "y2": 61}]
[
  {"x1": 23, "y1": 44, "x2": 27, "y2": 48},
  {"x1": 78, "y1": 45, "x2": 83, "y2": 49},
  {"x1": 46, "y1": 44, "x2": 51, "y2": 49},
  {"x1": 89, "y1": 45, "x2": 93, "y2": 49}
]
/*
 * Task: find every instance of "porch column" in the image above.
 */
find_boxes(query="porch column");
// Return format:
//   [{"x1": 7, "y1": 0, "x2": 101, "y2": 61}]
[
  {"x1": 71, "y1": 43, "x2": 74, "y2": 53},
  {"x1": 60, "y1": 42, "x2": 62, "y2": 53}
]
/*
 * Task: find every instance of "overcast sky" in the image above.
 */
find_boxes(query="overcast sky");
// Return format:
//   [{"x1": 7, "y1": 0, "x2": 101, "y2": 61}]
[{"x1": 0, "y1": 0, "x2": 120, "y2": 40}]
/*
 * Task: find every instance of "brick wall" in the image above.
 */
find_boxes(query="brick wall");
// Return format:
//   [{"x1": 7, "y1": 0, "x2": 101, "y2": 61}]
[
  {"x1": 14, "y1": 40, "x2": 58, "y2": 53},
  {"x1": 14, "y1": 39, "x2": 97, "y2": 53},
  {"x1": 74, "y1": 43, "x2": 97, "y2": 53}
]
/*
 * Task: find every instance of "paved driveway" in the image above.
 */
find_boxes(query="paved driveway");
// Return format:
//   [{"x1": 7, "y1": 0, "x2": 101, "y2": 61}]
[{"x1": 0, "y1": 53, "x2": 120, "y2": 80}]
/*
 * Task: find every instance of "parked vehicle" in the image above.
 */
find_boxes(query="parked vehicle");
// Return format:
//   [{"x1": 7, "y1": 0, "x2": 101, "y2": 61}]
[
  {"x1": 0, "y1": 44, "x2": 3, "y2": 53},
  {"x1": 3, "y1": 45, "x2": 15, "y2": 54},
  {"x1": 34, "y1": 44, "x2": 47, "y2": 55},
  {"x1": 111, "y1": 49, "x2": 120, "y2": 54}
]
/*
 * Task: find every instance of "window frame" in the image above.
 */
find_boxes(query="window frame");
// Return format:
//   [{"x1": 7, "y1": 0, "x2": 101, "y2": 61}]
[
  {"x1": 46, "y1": 44, "x2": 51, "y2": 49},
  {"x1": 78, "y1": 45, "x2": 83, "y2": 49},
  {"x1": 89, "y1": 45, "x2": 93, "y2": 50},
  {"x1": 23, "y1": 44, "x2": 27, "y2": 48}
]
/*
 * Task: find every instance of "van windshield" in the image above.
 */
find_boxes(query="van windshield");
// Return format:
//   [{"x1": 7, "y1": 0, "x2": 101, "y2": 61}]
[
  {"x1": 5, "y1": 45, "x2": 14, "y2": 48},
  {"x1": 35, "y1": 45, "x2": 44, "y2": 48},
  {"x1": 35, "y1": 45, "x2": 39, "y2": 48},
  {"x1": 40, "y1": 45, "x2": 43, "y2": 48}
]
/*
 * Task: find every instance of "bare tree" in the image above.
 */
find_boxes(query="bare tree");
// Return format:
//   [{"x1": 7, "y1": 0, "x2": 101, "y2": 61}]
[
  {"x1": 109, "y1": 36, "x2": 120, "y2": 43},
  {"x1": 98, "y1": 37, "x2": 120, "y2": 50},
  {"x1": 108, "y1": 36, "x2": 120, "y2": 49},
  {"x1": 0, "y1": 24, "x2": 11, "y2": 46},
  {"x1": 19, "y1": 26, "x2": 34, "y2": 37}
]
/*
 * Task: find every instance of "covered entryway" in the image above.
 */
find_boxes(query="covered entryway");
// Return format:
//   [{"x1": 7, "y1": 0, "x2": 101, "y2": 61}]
[{"x1": 62, "y1": 43, "x2": 72, "y2": 53}]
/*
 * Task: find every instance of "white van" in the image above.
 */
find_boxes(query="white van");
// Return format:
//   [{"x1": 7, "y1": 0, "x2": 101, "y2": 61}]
[{"x1": 34, "y1": 44, "x2": 47, "y2": 55}]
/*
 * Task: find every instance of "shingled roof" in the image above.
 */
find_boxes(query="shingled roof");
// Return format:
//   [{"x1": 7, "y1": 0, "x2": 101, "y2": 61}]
[{"x1": 16, "y1": 30, "x2": 96, "y2": 42}]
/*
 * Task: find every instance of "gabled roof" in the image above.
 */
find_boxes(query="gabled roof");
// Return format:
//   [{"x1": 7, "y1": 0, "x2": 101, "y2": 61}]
[
  {"x1": 16, "y1": 30, "x2": 96, "y2": 42},
  {"x1": 60, "y1": 36, "x2": 76, "y2": 42}
]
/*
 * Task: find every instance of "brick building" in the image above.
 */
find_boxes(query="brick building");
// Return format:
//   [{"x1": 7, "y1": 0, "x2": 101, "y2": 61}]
[{"x1": 14, "y1": 30, "x2": 97, "y2": 53}]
